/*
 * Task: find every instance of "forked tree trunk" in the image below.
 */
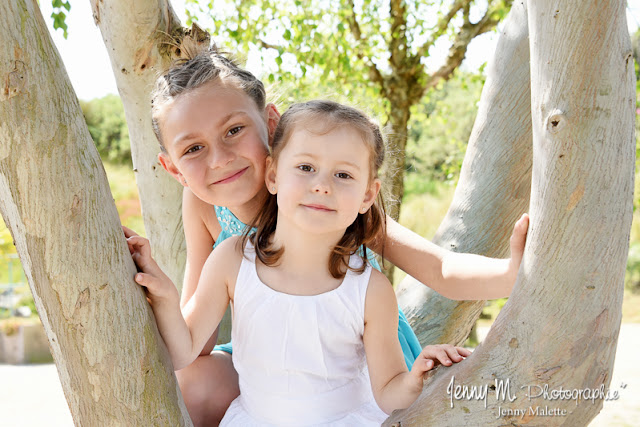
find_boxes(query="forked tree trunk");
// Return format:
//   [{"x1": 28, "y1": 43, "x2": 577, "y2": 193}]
[
  {"x1": 0, "y1": 1, "x2": 191, "y2": 425},
  {"x1": 397, "y1": 1, "x2": 533, "y2": 346},
  {"x1": 387, "y1": 0, "x2": 634, "y2": 424}
]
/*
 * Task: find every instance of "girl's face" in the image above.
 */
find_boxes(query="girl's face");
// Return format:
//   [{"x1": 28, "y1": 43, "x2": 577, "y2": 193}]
[
  {"x1": 158, "y1": 81, "x2": 278, "y2": 211},
  {"x1": 266, "y1": 125, "x2": 381, "y2": 236}
]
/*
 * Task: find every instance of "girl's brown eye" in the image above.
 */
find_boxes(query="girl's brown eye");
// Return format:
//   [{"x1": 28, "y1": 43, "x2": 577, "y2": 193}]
[
  {"x1": 186, "y1": 145, "x2": 203, "y2": 154},
  {"x1": 336, "y1": 172, "x2": 352, "y2": 179},
  {"x1": 228, "y1": 126, "x2": 243, "y2": 136}
]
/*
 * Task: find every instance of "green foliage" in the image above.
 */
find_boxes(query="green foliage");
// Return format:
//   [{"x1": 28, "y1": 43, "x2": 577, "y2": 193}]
[
  {"x1": 405, "y1": 71, "x2": 484, "y2": 185},
  {"x1": 0, "y1": 223, "x2": 14, "y2": 256},
  {"x1": 80, "y1": 95, "x2": 131, "y2": 164},
  {"x1": 50, "y1": 0, "x2": 71, "y2": 38},
  {"x1": 185, "y1": 0, "x2": 501, "y2": 123},
  {"x1": 625, "y1": 243, "x2": 640, "y2": 293}
]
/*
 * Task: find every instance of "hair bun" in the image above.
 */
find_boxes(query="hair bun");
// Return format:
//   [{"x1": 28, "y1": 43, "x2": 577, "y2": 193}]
[{"x1": 172, "y1": 23, "x2": 214, "y2": 62}]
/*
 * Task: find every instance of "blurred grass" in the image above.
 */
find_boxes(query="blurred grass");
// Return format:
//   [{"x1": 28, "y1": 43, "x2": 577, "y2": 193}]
[{"x1": 102, "y1": 161, "x2": 145, "y2": 236}]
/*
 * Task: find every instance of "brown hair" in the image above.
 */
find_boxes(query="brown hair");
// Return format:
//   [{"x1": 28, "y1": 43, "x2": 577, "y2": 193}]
[
  {"x1": 150, "y1": 43, "x2": 266, "y2": 151},
  {"x1": 243, "y1": 100, "x2": 386, "y2": 279}
]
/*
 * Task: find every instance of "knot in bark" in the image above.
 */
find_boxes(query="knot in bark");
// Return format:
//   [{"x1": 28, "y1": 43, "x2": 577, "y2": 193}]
[
  {"x1": 546, "y1": 110, "x2": 567, "y2": 135},
  {"x1": 3, "y1": 60, "x2": 26, "y2": 100}
]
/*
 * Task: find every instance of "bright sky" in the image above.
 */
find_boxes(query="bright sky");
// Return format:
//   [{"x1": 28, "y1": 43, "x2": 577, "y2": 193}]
[{"x1": 38, "y1": 1, "x2": 640, "y2": 101}]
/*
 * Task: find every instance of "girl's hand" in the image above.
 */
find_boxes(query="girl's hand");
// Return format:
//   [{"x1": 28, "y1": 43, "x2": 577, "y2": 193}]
[
  {"x1": 125, "y1": 230, "x2": 178, "y2": 303},
  {"x1": 507, "y1": 213, "x2": 529, "y2": 279},
  {"x1": 410, "y1": 344, "x2": 471, "y2": 383}
]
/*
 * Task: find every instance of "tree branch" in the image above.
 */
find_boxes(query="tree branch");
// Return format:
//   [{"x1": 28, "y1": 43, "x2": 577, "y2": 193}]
[
  {"x1": 414, "y1": 0, "x2": 512, "y2": 102},
  {"x1": 343, "y1": 0, "x2": 387, "y2": 93},
  {"x1": 257, "y1": 39, "x2": 282, "y2": 51},
  {"x1": 417, "y1": 0, "x2": 468, "y2": 59},
  {"x1": 389, "y1": 0, "x2": 408, "y2": 72}
]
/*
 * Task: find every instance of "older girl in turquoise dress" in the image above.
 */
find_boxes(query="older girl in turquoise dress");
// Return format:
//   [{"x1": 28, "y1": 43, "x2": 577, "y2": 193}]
[{"x1": 125, "y1": 44, "x2": 529, "y2": 425}]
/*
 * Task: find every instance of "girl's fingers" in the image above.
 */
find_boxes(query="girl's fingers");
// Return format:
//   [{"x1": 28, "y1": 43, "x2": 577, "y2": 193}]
[
  {"x1": 455, "y1": 346, "x2": 472, "y2": 357},
  {"x1": 425, "y1": 347, "x2": 451, "y2": 366},
  {"x1": 510, "y1": 213, "x2": 529, "y2": 257},
  {"x1": 122, "y1": 225, "x2": 139, "y2": 238},
  {"x1": 421, "y1": 345, "x2": 471, "y2": 368},
  {"x1": 134, "y1": 272, "x2": 158, "y2": 290},
  {"x1": 443, "y1": 345, "x2": 470, "y2": 362}
]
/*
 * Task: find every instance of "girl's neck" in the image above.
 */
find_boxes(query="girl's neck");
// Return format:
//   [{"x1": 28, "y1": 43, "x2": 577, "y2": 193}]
[
  {"x1": 227, "y1": 188, "x2": 269, "y2": 225},
  {"x1": 269, "y1": 214, "x2": 346, "y2": 279}
]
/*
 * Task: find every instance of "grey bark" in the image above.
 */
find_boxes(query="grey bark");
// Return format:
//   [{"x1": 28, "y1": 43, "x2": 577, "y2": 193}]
[
  {"x1": 90, "y1": 0, "x2": 187, "y2": 291},
  {"x1": 397, "y1": 0, "x2": 533, "y2": 347},
  {"x1": 387, "y1": 0, "x2": 634, "y2": 424},
  {"x1": 0, "y1": 1, "x2": 191, "y2": 424},
  {"x1": 90, "y1": 0, "x2": 233, "y2": 343}
]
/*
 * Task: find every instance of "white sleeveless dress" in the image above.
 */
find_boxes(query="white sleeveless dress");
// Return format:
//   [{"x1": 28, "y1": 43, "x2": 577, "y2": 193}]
[{"x1": 220, "y1": 243, "x2": 388, "y2": 426}]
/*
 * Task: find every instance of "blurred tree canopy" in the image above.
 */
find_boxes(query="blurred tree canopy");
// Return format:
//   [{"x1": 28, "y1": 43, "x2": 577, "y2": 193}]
[
  {"x1": 184, "y1": 0, "x2": 512, "y2": 220},
  {"x1": 80, "y1": 95, "x2": 131, "y2": 164}
]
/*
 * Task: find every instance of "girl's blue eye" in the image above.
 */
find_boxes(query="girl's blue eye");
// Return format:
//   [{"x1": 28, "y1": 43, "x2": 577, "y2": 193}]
[
  {"x1": 298, "y1": 165, "x2": 314, "y2": 172},
  {"x1": 336, "y1": 172, "x2": 352, "y2": 179}
]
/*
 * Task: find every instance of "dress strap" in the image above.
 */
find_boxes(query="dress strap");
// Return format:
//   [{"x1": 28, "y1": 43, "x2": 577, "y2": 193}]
[{"x1": 232, "y1": 240, "x2": 259, "y2": 313}]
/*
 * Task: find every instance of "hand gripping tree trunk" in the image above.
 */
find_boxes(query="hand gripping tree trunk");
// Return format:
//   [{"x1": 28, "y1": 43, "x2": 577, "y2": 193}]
[
  {"x1": 0, "y1": 2, "x2": 191, "y2": 425},
  {"x1": 387, "y1": 0, "x2": 635, "y2": 424},
  {"x1": 397, "y1": 1, "x2": 533, "y2": 347},
  {"x1": 90, "y1": 0, "x2": 233, "y2": 343}
]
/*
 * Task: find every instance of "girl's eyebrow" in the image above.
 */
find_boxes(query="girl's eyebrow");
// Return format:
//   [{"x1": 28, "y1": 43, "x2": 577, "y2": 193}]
[
  {"x1": 174, "y1": 132, "x2": 200, "y2": 147},
  {"x1": 293, "y1": 153, "x2": 361, "y2": 170},
  {"x1": 218, "y1": 110, "x2": 249, "y2": 126}
]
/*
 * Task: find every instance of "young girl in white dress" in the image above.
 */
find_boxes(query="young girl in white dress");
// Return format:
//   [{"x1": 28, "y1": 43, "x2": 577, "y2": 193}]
[{"x1": 127, "y1": 99, "x2": 470, "y2": 425}]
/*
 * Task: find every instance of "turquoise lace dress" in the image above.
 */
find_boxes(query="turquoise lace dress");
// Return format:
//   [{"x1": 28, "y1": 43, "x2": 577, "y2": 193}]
[{"x1": 212, "y1": 205, "x2": 422, "y2": 369}]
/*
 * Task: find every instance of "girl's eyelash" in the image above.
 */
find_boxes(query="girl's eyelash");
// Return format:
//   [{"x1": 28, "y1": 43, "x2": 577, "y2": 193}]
[
  {"x1": 185, "y1": 145, "x2": 203, "y2": 154},
  {"x1": 228, "y1": 126, "x2": 243, "y2": 136},
  {"x1": 298, "y1": 164, "x2": 314, "y2": 172},
  {"x1": 336, "y1": 172, "x2": 352, "y2": 179}
]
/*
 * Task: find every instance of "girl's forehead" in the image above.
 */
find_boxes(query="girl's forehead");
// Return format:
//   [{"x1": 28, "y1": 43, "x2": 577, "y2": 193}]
[{"x1": 180, "y1": 81, "x2": 256, "y2": 107}]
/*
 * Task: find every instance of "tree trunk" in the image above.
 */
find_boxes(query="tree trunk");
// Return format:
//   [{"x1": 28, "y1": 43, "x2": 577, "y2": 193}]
[
  {"x1": 91, "y1": 0, "x2": 233, "y2": 343},
  {"x1": 381, "y1": 105, "x2": 410, "y2": 222},
  {"x1": 397, "y1": 0, "x2": 532, "y2": 347},
  {"x1": 90, "y1": 0, "x2": 186, "y2": 291},
  {"x1": 387, "y1": 0, "x2": 634, "y2": 424},
  {"x1": 0, "y1": 1, "x2": 191, "y2": 425}
]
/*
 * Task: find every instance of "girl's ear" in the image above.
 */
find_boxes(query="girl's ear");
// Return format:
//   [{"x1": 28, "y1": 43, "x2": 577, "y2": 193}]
[
  {"x1": 158, "y1": 152, "x2": 187, "y2": 187},
  {"x1": 360, "y1": 178, "x2": 381, "y2": 214},
  {"x1": 265, "y1": 103, "x2": 281, "y2": 148},
  {"x1": 264, "y1": 156, "x2": 277, "y2": 194}
]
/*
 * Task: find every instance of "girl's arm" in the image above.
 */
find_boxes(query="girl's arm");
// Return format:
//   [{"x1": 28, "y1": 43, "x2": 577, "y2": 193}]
[
  {"x1": 363, "y1": 270, "x2": 469, "y2": 414},
  {"x1": 181, "y1": 188, "x2": 222, "y2": 354},
  {"x1": 127, "y1": 234, "x2": 237, "y2": 370},
  {"x1": 372, "y1": 213, "x2": 529, "y2": 300},
  {"x1": 181, "y1": 188, "x2": 220, "y2": 307}
]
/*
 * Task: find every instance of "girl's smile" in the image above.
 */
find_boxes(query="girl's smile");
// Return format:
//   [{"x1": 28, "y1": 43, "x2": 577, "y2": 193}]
[
  {"x1": 301, "y1": 203, "x2": 335, "y2": 212},
  {"x1": 213, "y1": 166, "x2": 249, "y2": 185},
  {"x1": 157, "y1": 81, "x2": 272, "y2": 219}
]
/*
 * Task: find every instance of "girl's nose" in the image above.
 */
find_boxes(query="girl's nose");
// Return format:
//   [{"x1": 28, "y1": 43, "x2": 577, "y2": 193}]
[
  {"x1": 312, "y1": 175, "x2": 331, "y2": 194},
  {"x1": 208, "y1": 145, "x2": 235, "y2": 168}
]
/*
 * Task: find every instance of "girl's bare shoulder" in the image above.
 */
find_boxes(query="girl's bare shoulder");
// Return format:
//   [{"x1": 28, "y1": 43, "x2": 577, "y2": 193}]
[{"x1": 182, "y1": 187, "x2": 221, "y2": 240}]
